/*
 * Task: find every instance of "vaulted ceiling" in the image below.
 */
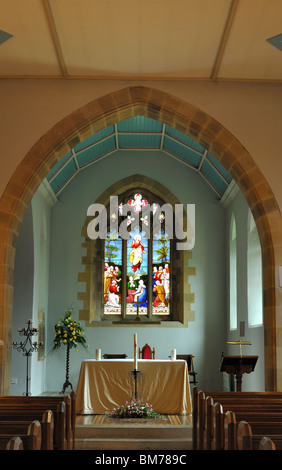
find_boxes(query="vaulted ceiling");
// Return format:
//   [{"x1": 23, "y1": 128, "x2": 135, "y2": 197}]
[
  {"x1": 1, "y1": 0, "x2": 281, "y2": 81},
  {"x1": 2, "y1": 0, "x2": 279, "y2": 204},
  {"x1": 44, "y1": 115, "x2": 236, "y2": 203}
]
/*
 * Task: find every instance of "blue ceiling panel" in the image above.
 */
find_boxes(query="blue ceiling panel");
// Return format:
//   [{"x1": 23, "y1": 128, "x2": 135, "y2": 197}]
[
  {"x1": 46, "y1": 151, "x2": 72, "y2": 181},
  {"x1": 76, "y1": 135, "x2": 116, "y2": 168},
  {"x1": 118, "y1": 133, "x2": 161, "y2": 149},
  {"x1": 163, "y1": 135, "x2": 202, "y2": 168},
  {"x1": 165, "y1": 126, "x2": 206, "y2": 156},
  {"x1": 74, "y1": 125, "x2": 115, "y2": 152},
  {"x1": 201, "y1": 160, "x2": 228, "y2": 196},
  {"x1": 207, "y1": 153, "x2": 233, "y2": 184},
  {"x1": 49, "y1": 158, "x2": 77, "y2": 194},
  {"x1": 45, "y1": 116, "x2": 233, "y2": 200}
]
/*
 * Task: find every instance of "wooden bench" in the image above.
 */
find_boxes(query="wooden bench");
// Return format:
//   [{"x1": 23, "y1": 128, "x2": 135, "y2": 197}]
[
  {"x1": 2, "y1": 420, "x2": 42, "y2": 450},
  {"x1": 204, "y1": 396, "x2": 214, "y2": 450},
  {"x1": 198, "y1": 390, "x2": 206, "y2": 450},
  {"x1": 203, "y1": 390, "x2": 282, "y2": 449},
  {"x1": 0, "y1": 392, "x2": 76, "y2": 449},
  {"x1": 192, "y1": 386, "x2": 198, "y2": 450},
  {"x1": 6, "y1": 436, "x2": 24, "y2": 450},
  {"x1": 0, "y1": 396, "x2": 71, "y2": 450},
  {"x1": 193, "y1": 387, "x2": 280, "y2": 450},
  {"x1": 0, "y1": 403, "x2": 65, "y2": 449},
  {"x1": 202, "y1": 396, "x2": 224, "y2": 450},
  {"x1": 0, "y1": 409, "x2": 54, "y2": 450},
  {"x1": 237, "y1": 421, "x2": 277, "y2": 450},
  {"x1": 224, "y1": 410, "x2": 237, "y2": 450},
  {"x1": 237, "y1": 421, "x2": 253, "y2": 450},
  {"x1": 259, "y1": 436, "x2": 276, "y2": 450}
]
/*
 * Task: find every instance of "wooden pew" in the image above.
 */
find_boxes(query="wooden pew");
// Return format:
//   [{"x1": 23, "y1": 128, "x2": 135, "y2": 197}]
[
  {"x1": 198, "y1": 391, "x2": 206, "y2": 450},
  {"x1": 0, "y1": 401, "x2": 66, "y2": 450},
  {"x1": 203, "y1": 391, "x2": 282, "y2": 414},
  {"x1": 193, "y1": 388, "x2": 225, "y2": 451},
  {"x1": 0, "y1": 420, "x2": 41, "y2": 450},
  {"x1": 26, "y1": 420, "x2": 42, "y2": 450},
  {"x1": 69, "y1": 391, "x2": 76, "y2": 449},
  {"x1": 224, "y1": 410, "x2": 237, "y2": 450},
  {"x1": 204, "y1": 396, "x2": 214, "y2": 450},
  {"x1": 192, "y1": 386, "x2": 199, "y2": 450},
  {"x1": 0, "y1": 393, "x2": 76, "y2": 450},
  {"x1": 6, "y1": 436, "x2": 24, "y2": 450},
  {"x1": 42, "y1": 409, "x2": 54, "y2": 450},
  {"x1": 237, "y1": 422, "x2": 277, "y2": 451},
  {"x1": 55, "y1": 401, "x2": 67, "y2": 450},
  {"x1": 213, "y1": 402, "x2": 224, "y2": 450},
  {"x1": 259, "y1": 436, "x2": 276, "y2": 450},
  {"x1": 237, "y1": 421, "x2": 253, "y2": 450},
  {"x1": 204, "y1": 390, "x2": 282, "y2": 449},
  {"x1": 0, "y1": 403, "x2": 64, "y2": 450},
  {"x1": 0, "y1": 409, "x2": 54, "y2": 450},
  {"x1": 193, "y1": 388, "x2": 279, "y2": 451}
]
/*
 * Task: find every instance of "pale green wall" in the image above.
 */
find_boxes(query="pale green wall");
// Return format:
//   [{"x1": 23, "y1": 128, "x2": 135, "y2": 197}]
[
  {"x1": 11, "y1": 205, "x2": 34, "y2": 395},
  {"x1": 11, "y1": 188, "x2": 52, "y2": 395},
  {"x1": 45, "y1": 149, "x2": 227, "y2": 392},
  {"x1": 225, "y1": 190, "x2": 265, "y2": 391},
  {"x1": 11, "y1": 148, "x2": 265, "y2": 395}
]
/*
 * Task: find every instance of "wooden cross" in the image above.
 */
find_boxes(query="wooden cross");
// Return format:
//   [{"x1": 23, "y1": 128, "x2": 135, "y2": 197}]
[{"x1": 227, "y1": 340, "x2": 252, "y2": 357}]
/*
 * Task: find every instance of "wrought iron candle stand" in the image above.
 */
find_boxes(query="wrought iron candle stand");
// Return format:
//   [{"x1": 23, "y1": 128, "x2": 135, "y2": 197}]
[
  {"x1": 12, "y1": 320, "x2": 43, "y2": 396},
  {"x1": 130, "y1": 369, "x2": 142, "y2": 401}
]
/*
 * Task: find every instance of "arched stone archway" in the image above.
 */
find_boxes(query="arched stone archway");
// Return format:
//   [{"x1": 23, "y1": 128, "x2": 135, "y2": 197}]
[{"x1": 0, "y1": 86, "x2": 281, "y2": 393}]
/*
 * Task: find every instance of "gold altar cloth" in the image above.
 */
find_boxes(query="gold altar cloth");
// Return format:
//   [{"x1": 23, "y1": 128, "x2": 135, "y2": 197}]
[{"x1": 76, "y1": 359, "x2": 191, "y2": 415}]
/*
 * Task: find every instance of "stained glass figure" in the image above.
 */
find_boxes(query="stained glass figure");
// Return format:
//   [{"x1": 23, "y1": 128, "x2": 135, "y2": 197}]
[
  {"x1": 104, "y1": 231, "x2": 122, "y2": 314},
  {"x1": 152, "y1": 231, "x2": 170, "y2": 315},
  {"x1": 126, "y1": 227, "x2": 148, "y2": 315}
]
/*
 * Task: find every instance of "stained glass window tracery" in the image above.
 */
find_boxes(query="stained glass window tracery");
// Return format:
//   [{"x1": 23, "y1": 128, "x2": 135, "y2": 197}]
[{"x1": 103, "y1": 192, "x2": 171, "y2": 319}]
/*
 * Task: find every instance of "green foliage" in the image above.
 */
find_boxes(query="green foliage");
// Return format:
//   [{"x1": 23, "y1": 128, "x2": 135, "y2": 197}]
[
  {"x1": 111, "y1": 399, "x2": 162, "y2": 419},
  {"x1": 52, "y1": 307, "x2": 87, "y2": 352}
]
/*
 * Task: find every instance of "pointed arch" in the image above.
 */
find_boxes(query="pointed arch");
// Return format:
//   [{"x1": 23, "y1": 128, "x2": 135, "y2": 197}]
[
  {"x1": 78, "y1": 174, "x2": 194, "y2": 326},
  {"x1": 0, "y1": 86, "x2": 281, "y2": 392}
]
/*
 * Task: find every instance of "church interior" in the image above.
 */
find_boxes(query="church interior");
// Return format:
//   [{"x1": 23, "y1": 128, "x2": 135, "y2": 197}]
[{"x1": 0, "y1": 0, "x2": 281, "y2": 452}]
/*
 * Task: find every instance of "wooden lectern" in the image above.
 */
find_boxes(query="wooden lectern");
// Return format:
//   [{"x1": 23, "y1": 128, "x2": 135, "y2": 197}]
[{"x1": 220, "y1": 355, "x2": 258, "y2": 391}]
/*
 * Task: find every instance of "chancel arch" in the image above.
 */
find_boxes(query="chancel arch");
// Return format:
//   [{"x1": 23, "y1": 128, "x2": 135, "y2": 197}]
[{"x1": 0, "y1": 86, "x2": 281, "y2": 393}]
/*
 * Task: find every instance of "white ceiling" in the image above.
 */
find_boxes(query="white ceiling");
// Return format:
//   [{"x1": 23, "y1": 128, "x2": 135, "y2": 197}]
[{"x1": 0, "y1": 0, "x2": 281, "y2": 82}]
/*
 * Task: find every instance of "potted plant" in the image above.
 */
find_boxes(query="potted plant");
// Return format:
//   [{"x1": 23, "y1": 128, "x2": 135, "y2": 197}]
[{"x1": 52, "y1": 307, "x2": 87, "y2": 393}]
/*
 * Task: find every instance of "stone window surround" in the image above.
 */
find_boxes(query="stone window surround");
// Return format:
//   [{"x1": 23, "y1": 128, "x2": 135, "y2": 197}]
[{"x1": 78, "y1": 175, "x2": 195, "y2": 327}]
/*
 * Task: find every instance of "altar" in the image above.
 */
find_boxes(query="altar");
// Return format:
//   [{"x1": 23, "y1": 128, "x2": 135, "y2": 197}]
[{"x1": 76, "y1": 359, "x2": 191, "y2": 415}]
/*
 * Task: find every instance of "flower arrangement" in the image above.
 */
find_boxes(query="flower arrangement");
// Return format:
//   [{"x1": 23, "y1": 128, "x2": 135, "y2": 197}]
[
  {"x1": 52, "y1": 307, "x2": 87, "y2": 352},
  {"x1": 111, "y1": 399, "x2": 161, "y2": 419}
]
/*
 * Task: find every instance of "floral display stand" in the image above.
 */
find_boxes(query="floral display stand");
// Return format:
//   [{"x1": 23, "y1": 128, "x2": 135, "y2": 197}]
[{"x1": 52, "y1": 307, "x2": 87, "y2": 394}]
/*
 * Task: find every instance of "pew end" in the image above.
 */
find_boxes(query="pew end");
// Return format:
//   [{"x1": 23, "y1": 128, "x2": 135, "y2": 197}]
[{"x1": 6, "y1": 436, "x2": 24, "y2": 450}]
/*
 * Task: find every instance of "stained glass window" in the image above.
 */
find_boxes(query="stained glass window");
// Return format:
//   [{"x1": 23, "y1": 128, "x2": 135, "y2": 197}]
[
  {"x1": 103, "y1": 192, "x2": 171, "y2": 318},
  {"x1": 126, "y1": 227, "x2": 148, "y2": 315},
  {"x1": 152, "y1": 231, "x2": 170, "y2": 315},
  {"x1": 104, "y1": 231, "x2": 122, "y2": 314}
]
